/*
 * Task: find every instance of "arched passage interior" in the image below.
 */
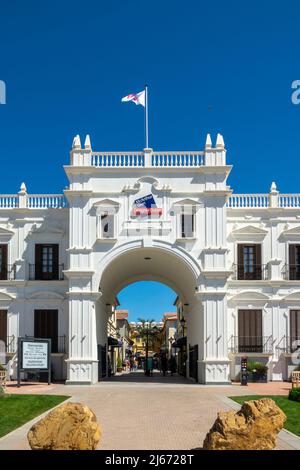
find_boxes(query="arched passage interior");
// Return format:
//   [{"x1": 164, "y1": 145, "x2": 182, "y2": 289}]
[{"x1": 95, "y1": 246, "x2": 203, "y2": 381}]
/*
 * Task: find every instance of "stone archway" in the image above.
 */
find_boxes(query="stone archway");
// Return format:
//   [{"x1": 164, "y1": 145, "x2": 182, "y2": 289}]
[{"x1": 94, "y1": 241, "x2": 201, "y2": 383}]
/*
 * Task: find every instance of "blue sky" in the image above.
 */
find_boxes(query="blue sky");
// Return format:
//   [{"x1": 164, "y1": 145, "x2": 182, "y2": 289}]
[
  {"x1": 1, "y1": 1, "x2": 300, "y2": 319},
  {"x1": 118, "y1": 282, "x2": 176, "y2": 321}
]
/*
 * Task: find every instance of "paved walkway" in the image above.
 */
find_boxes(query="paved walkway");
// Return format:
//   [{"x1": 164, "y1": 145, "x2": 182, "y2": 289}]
[{"x1": 0, "y1": 371, "x2": 298, "y2": 450}]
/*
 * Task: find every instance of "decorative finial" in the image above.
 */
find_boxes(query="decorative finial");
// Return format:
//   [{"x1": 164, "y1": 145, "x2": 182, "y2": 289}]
[
  {"x1": 84, "y1": 134, "x2": 91, "y2": 149},
  {"x1": 205, "y1": 133, "x2": 212, "y2": 149},
  {"x1": 72, "y1": 134, "x2": 81, "y2": 149},
  {"x1": 19, "y1": 182, "x2": 27, "y2": 193},
  {"x1": 216, "y1": 133, "x2": 225, "y2": 148},
  {"x1": 270, "y1": 181, "x2": 278, "y2": 193}
]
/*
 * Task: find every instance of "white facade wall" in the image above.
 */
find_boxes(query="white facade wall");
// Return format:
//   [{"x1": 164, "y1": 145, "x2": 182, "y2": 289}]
[{"x1": 0, "y1": 133, "x2": 299, "y2": 384}]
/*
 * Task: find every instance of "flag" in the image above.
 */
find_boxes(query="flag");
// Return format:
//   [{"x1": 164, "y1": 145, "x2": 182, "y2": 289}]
[{"x1": 121, "y1": 90, "x2": 145, "y2": 107}]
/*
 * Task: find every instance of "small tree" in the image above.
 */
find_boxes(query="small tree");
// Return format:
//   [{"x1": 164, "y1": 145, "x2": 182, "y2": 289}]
[{"x1": 135, "y1": 319, "x2": 161, "y2": 375}]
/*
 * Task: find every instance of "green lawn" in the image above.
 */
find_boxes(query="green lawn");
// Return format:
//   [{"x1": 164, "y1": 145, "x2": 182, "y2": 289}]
[
  {"x1": 230, "y1": 395, "x2": 300, "y2": 437},
  {"x1": 0, "y1": 394, "x2": 69, "y2": 438}
]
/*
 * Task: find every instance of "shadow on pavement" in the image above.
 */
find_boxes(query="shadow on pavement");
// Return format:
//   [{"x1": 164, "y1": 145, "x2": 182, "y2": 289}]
[{"x1": 102, "y1": 370, "x2": 196, "y2": 385}]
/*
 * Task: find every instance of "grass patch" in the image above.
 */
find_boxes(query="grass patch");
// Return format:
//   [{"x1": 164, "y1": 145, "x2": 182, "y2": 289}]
[
  {"x1": 229, "y1": 395, "x2": 300, "y2": 438},
  {"x1": 0, "y1": 394, "x2": 69, "y2": 438}
]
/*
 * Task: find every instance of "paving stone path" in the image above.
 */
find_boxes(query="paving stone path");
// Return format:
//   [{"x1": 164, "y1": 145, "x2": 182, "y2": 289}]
[{"x1": 0, "y1": 371, "x2": 298, "y2": 450}]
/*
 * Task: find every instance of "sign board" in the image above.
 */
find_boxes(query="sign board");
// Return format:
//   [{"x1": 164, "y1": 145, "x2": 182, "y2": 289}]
[
  {"x1": 17, "y1": 337, "x2": 51, "y2": 387},
  {"x1": 134, "y1": 194, "x2": 157, "y2": 208},
  {"x1": 132, "y1": 194, "x2": 162, "y2": 217},
  {"x1": 241, "y1": 356, "x2": 248, "y2": 386},
  {"x1": 22, "y1": 341, "x2": 48, "y2": 369}
]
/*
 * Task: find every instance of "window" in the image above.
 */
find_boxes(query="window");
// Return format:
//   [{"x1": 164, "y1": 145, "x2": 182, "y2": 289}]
[
  {"x1": 34, "y1": 244, "x2": 59, "y2": 280},
  {"x1": 34, "y1": 309, "x2": 58, "y2": 353},
  {"x1": 0, "y1": 245, "x2": 8, "y2": 280},
  {"x1": 290, "y1": 310, "x2": 300, "y2": 341},
  {"x1": 179, "y1": 209, "x2": 195, "y2": 238},
  {"x1": 237, "y1": 244, "x2": 262, "y2": 280},
  {"x1": 95, "y1": 200, "x2": 119, "y2": 240},
  {"x1": 288, "y1": 245, "x2": 300, "y2": 280},
  {"x1": 238, "y1": 310, "x2": 263, "y2": 352},
  {"x1": 0, "y1": 310, "x2": 7, "y2": 347},
  {"x1": 100, "y1": 212, "x2": 115, "y2": 238}
]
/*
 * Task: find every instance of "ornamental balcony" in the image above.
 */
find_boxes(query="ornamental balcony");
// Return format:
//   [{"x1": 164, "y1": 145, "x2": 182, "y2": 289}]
[
  {"x1": 229, "y1": 335, "x2": 273, "y2": 354},
  {"x1": 24, "y1": 335, "x2": 67, "y2": 354},
  {"x1": 277, "y1": 336, "x2": 300, "y2": 354},
  {"x1": 5, "y1": 335, "x2": 16, "y2": 353},
  {"x1": 282, "y1": 264, "x2": 300, "y2": 281},
  {"x1": 28, "y1": 264, "x2": 65, "y2": 281},
  {"x1": 231, "y1": 264, "x2": 269, "y2": 281},
  {"x1": 0, "y1": 264, "x2": 16, "y2": 281}
]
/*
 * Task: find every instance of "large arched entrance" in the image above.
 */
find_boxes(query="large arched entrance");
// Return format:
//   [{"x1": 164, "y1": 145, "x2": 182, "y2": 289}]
[
  {"x1": 66, "y1": 240, "x2": 230, "y2": 386},
  {"x1": 95, "y1": 242, "x2": 203, "y2": 383}
]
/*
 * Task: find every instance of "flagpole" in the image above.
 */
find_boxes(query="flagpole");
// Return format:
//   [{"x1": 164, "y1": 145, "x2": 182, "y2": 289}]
[{"x1": 145, "y1": 84, "x2": 149, "y2": 148}]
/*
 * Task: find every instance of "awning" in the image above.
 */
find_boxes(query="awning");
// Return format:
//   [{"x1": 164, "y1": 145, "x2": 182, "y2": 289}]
[
  {"x1": 172, "y1": 336, "x2": 187, "y2": 349},
  {"x1": 108, "y1": 336, "x2": 122, "y2": 348}
]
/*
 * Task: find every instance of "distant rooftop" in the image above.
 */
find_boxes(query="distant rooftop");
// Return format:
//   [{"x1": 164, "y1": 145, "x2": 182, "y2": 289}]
[{"x1": 116, "y1": 309, "x2": 129, "y2": 320}]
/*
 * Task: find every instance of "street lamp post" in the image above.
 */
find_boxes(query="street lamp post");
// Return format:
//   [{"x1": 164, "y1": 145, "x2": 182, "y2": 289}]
[
  {"x1": 180, "y1": 316, "x2": 186, "y2": 337},
  {"x1": 145, "y1": 323, "x2": 150, "y2": 377},
  {"x1": 168, "y1": 336, "x2": 174, "y2": 359},
  {"x1": 180, "y1": 316, "x2": 186, "y2": 377}
]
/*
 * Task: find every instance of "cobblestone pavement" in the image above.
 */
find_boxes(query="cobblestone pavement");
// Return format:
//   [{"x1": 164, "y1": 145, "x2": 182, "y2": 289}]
[{"x1": 0, "y1": 371, "x2": 298, "y2": 450}]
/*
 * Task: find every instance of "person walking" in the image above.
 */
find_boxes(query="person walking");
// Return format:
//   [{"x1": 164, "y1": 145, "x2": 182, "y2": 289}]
[
  {"x1": 169, "y1": 355, "x2": 177, "y2": 376},
  {"x1": 161, "y1": 354, "x2": 168, "y2": 377}
]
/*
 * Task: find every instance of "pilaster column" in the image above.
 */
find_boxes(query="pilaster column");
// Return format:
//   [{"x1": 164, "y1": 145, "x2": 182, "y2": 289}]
[
  {"x1": 196, "y1": 292, "x2": 231, "y2": 384},
  {"x1": 65, "y1": 291, "x2": 100, "y2": 384}
]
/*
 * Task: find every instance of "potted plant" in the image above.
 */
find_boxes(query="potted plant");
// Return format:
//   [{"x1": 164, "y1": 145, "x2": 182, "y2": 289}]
[
  {"x1": 0, "y1": 363, "x2": 7, "y2": 390},
  {"x1": 246, "y1": 361, "x2": 268, "y2": 383},
  {"x1": 116, "y1": 357, "x2": 123, "y2": 373}
]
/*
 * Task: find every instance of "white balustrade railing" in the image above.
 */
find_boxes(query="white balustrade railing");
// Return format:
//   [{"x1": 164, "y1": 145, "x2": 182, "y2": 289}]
[
  {"x1": 228, "y1": 193, "x2": 300, "y2": 209},
  {"x1": 151, "y1": 152, "x2": 204, "y2": 167},
  {"x1": 279, "y1": 194, "x2": 300, "y2": 208},
  {"x1": 0, "y1": 194, "x2": 67, "y2": 209},
  {"x1": 91, "y1": 151, "x2": 204, "y2": 168},
  {"x1": 0, "y1": 195, "x2": 19, "y2": 208},
  {"x1": 91, "y1": 152, "x2": 144, "y2": 167},
  {"x1": 27, "y1": 195, "x2": 67, "y2": 209},
  {"x1": 227, "y1": 194, "x2": 269, "y2": 208}
]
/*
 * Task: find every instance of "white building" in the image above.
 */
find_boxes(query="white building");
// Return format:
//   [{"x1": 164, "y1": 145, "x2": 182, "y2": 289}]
[{"x1": 0, "y1": 133, "x2": 300, "y2": 384}]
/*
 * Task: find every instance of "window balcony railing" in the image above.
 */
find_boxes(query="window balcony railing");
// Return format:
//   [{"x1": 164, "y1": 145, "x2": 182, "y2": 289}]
[
  {"x1": 28, "y1": 264, "x2": 64, "y2": 281},
  {"x1": 55, "y1": 335, "x2": 67, "y2": 354},
  {"x1": 277, "y1": 336, "x2": 300, "y2": 354},
  {"x1": 229, "y1": 335, "x2": 273, "y2": 354},
  {"x1": 5, "y1": 335, "x2": 16, "y2": 353},
  {"x1": 232, "y1": 264, "x2": 268, "y2": 281},
  {"x1": 282, "y1": 264, "x2": 300, "y2": 281},
  {"x1": 0, "y1": 265, "x2": 16, "y2": 281}
]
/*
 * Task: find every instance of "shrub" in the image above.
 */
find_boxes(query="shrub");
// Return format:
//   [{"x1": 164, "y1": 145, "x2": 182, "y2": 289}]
[
  {"x1": 0, "y1": 363, "x2": 5, "y2": 371},
  {"x1": 0, "y1": 385, "x2": 4, "y2": 396},
  {"x1": 247, "y1": 361, "x2": 268, "y2": 377},
  {"x1": 117, "y1": 357, "x2": 122, "y2": 369},
  {"x1": 289, "y1": 387, "x2": 300, "y2": 402}
]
